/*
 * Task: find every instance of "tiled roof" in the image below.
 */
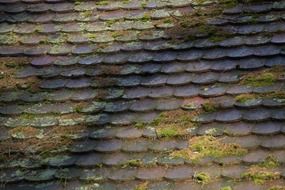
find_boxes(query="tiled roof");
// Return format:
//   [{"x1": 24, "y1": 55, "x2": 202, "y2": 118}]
[{"x1": 0, "y1": 0, "x2": 285, "y2": 189}]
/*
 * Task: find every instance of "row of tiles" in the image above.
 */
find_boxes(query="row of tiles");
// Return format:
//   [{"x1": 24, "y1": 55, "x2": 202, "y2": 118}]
[
  {"x1": 1, "y1": 103, "x2": 285, "y2": 126},
  {"x1": 1, "y1": 94, "x2": 285, "y2": 115},
  {"x1": 9, "y1": 134, "x2": 285, "y2": 152},
  {"x1": 37, "y1": 73, "x2": 249, "y2": 89},
  {"x1": 0, "y1": 19, "x2": 284, "y2": 36},
  {"x1": 3, "y1": 120, "x2": 285, "y2": 141},
  {"x1": 1, "y1": 43, "x2": 284, "y2": 59},
  {"x1": 2, "y1": 132, "x2": 285, "y2": 153},
  {"x1": 1, "y1": 30, "x2": 285, "y2": 50},
  {"x1": 1, "y1": 147, "x2": 285, "y2": 170},
  {"x1": 1, "y1": 159, "x2": 285, "y2": 183},
  {"x1": 1, "y1": 82, "x2": 284, "y2": 102},
  {"x1": 27, "y1": 50, "x2": 285, "y2": 67},
  {"x1": 0, "y1": 0, "x2": 193, "y2": 10},
  {"x1": 3, "y1": 180, "x2": 285, "y2": 190},
  {"x1": 17, "y1": 57, "x2": 285, "y2": 78},
  {"x1": 0, "y1": 0, "x2": 282, "y2": 13},
  {"x1": 36, "y1": 70, "x2": 285, "y2": 89},
  {"x1": 0, "y1": 5, "x2": 284, "y2": 24}
]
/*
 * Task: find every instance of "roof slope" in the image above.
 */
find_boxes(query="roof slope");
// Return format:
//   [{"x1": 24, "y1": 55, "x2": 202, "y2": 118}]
[{"x1": 0, "y1": 0, "x2": 285, "y2": 189}]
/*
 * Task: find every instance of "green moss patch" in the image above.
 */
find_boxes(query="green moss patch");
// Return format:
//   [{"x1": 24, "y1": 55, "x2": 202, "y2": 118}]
[
  {"x1": 242, "y1": 72, "x2": 276, "y2": 87},
  {"x1": 258, "y1": 156, "x2": 279, "y2": 169},
  {"x1": 171, "y1": 136, "x2": 247, "y2": 161},
  {"x1": 194, "y1": 172, "x2": 211, "y2": 185},
  {"x1": 242, "y1": 156, "x2": 280, "y2": 184},
  {"x1": 241, "y1": 67, "x2": 285, "y2": 87},
  {"x1": 268, "y1": 186, "x2": 285, "y2": 190},
  {"x1": 151, "y1": 110, "x2": 199, "y2": 138},
  {"x1": 235, "y1": 94, "x2": 257, "y2": 103},
  {"x1": 242, "y1": 166, "x2": 280, "y2": 185},
  {"x1": 121, "y1": 159, "x2": 142, "y2": 168},
  {"x1": 202, "y1": 101, "x2": 218, "y2": 112}
]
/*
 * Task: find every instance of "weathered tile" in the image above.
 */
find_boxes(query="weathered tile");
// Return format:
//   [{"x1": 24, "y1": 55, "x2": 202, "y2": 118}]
[
  {"x1": 165, "y1": 166, "x2": 193, "y2": 181},
  {"x1": 242, "y1": 150, "x2": 268, "y2": 164},
  {"x1": 252, "y1": 122, "x2": 281, "y2": 135},
  {"x1": 221, "y1": 166, "x2": 246, "y2": 179},
  {"x1": 25, "y1": 169, "x2": 56, "y2": 182},
  {"x1": 79, "y1": 169, "x2": 107, "y2": 183},
  {"x1": 215, "y1": 109, "x2": 242, "y2": 122},
  {"x1": 108, "y1": 168, "x2": 136, "y2": 181},
  {"x1": 76, "y1": 153, "x2": 104, "y2": 167},
  {"x1": 136, "y1": 167, "x2": 166, "y2": 181},
  {"x1": 103, "y1": 152, "x2": 130, "y2": 166},
  {"x1": 174, "y1": 85, "x2": 200, "y2": 97},
  {"x1": 116, "y1": 127, "x2": 143, "y2": 139},
  {"x1": 224, "y1": 136, "x2": 260, "y2": 149},
  {"x1": 242, "y1": 109, "x2": 271, "y2": 122},
  {"x1": 94, "y1": 139, "x2": 122, "y2": 152},
  {"x1": 261, "y1": 135, "x2": 285, "y2": 149},
  {"x1": 122, "y1": 139, "x2": 149, "y2": 152},
  {"x1": 224, "y1": 122, "x2": 252, "y2": 136}
]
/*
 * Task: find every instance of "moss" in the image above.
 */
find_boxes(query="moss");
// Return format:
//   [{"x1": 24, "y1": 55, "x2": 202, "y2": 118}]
[
  {"x1": 96, "y1": 0, "x2": 109, "y2": 6},
  {"x1": 194, "y1": 172, "x2": 211, "y2": 185},
  {"x1": 48, "y1": 33, "x2": 68, "y2": 44},
  {"x1": 106, "y1": 20, "x2": 116, "y2": 27},
  {"x1": 111, "y1": 31, "x2": 122, "y2": 38},
  {"x1": 265, "y1": 91, "x2": 285, "y2": 100},
  {"x1": 121, "y1": 159, "x2": 142, "y2": 168},
  {"x1": 209, "y1": 35, "x2": 227, "y2": 43},
  {"x1": 140, "y1": 14, "x2": 151, "y2": 22},
  {"x1": 156, "y1": 126, "x2": 181, "y2": 138},
  {"x1": 135, "y1": 182, "x2": 149, "y2": 190},
  {"x1": 0, "y1": 32, "x2": 19, "y2": 45},
  {"x1": 221, "y1": 186, "x2": 232, "y2": 190},
  {"x1": 122, "y1": 0, "x2": 130, "y2": 4},
  {"x1": 152, "y1": 110, "x2": 196, "y2": 128},
  {"x1": 134, "y1": 122, "x2": 147, "y2": 129},
  {"x1": 268, "y1": 186, "x2": 285, "y2": 190},
  {"x1": 171, "y1": 136, "x2": 247, "y2": 161},
  {"x1": 242, "y1": 166, "x2": 280, "y2": 185},
  {"x1": 235, "y1": 94, "x2": 257, "y2": 103},
  {"x1": 141, "y1": 2, "x2": 147, "y2": 8},
  {"x1": 258, "y1": 155, "x2": 279, "y2": 169},
  {"x1": 80, "y1": 11, "x2": 93, "y2": 19},
  {"x1": 241, "y1": 71, "x2": 277, "y2": 87},
  {"x1": 163, "y1": 19, "x2": 172, "y2": 24},
  {"x1": 202, "y1": 101, "x2": 218, "y2": 112},
  {"x1": 85, "y1": 33, "x2": 97, "y2": 40},
  {"x1": 19, "y1": 113, "x2": 37, "y2": 120},
  {"x1": 167, "y1": 0, "x2": 268, "y2": 41},
  {"x1": 0, "y1": 126, "x2": 86, "y2": 162},
  {"x1": 9, "y1": 127, "x2": 40, "y2": 139}
]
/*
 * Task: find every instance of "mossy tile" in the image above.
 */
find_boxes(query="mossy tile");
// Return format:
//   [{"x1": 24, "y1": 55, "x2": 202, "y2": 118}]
[
  {"x1": 25, "y1": 169, "x2": 56, "y2": 182},
  {"x1": 136, "y1": 167, "x2": 166, "y2": 181}
]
